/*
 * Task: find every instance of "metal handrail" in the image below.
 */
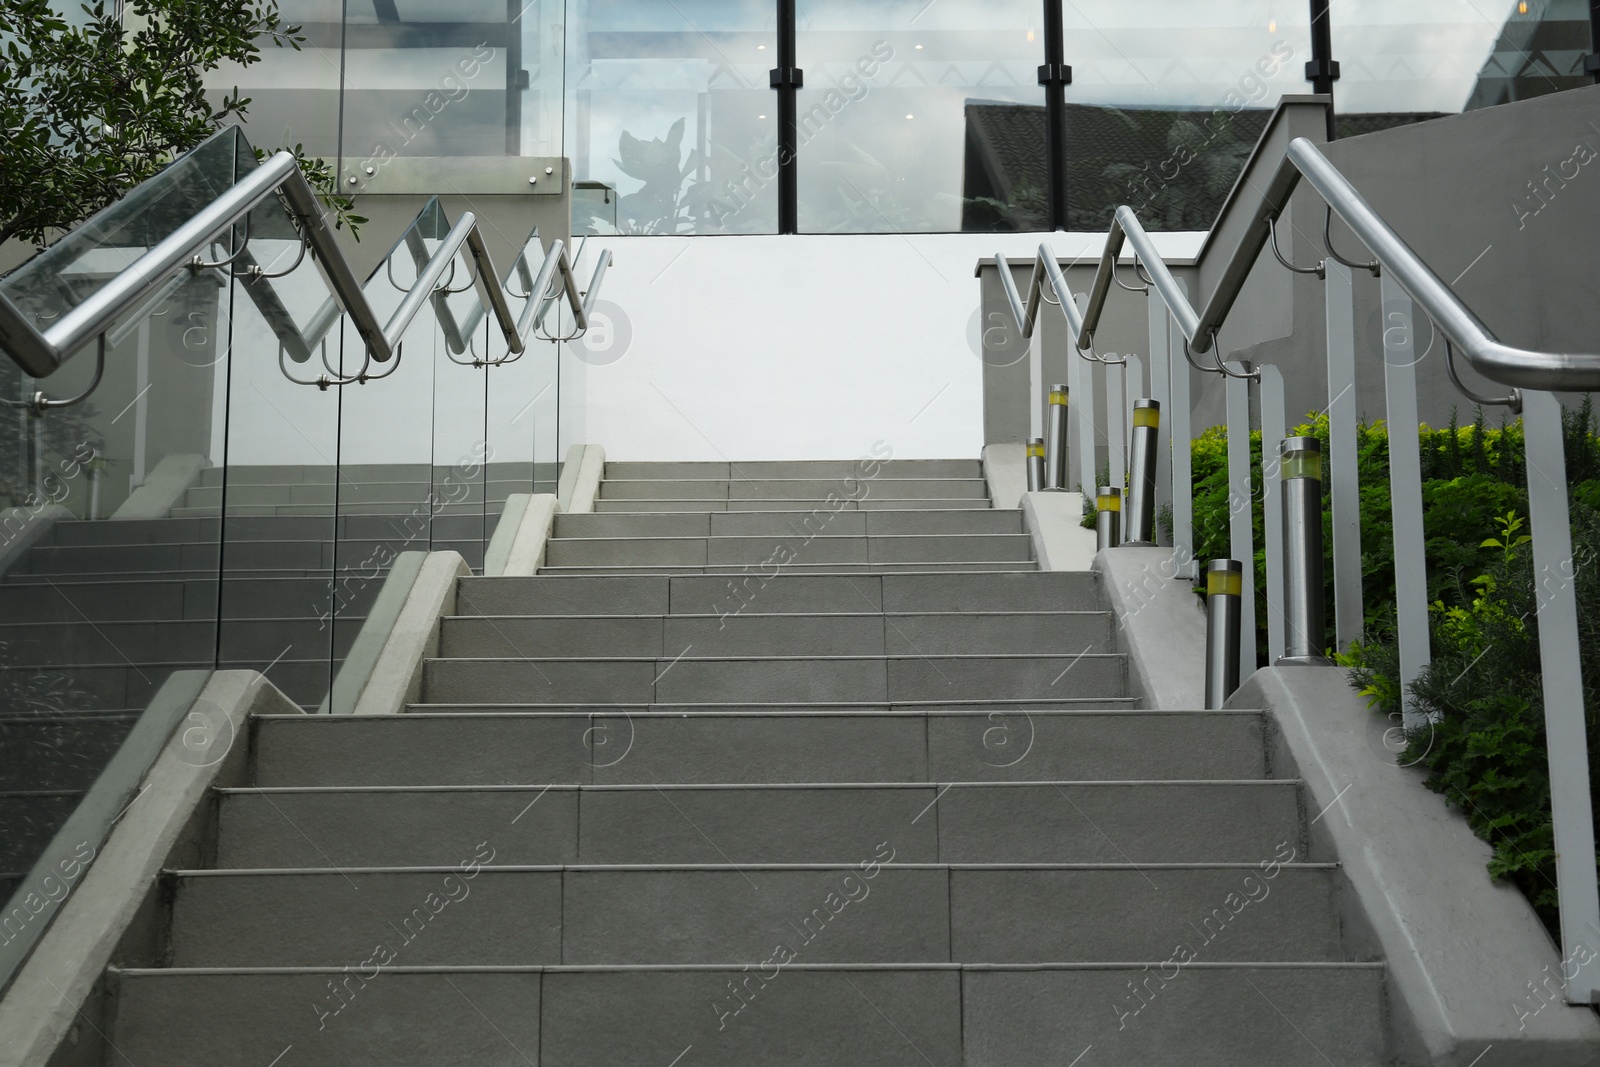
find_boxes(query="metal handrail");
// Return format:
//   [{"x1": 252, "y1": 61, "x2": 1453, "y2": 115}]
[
  {"x1": 0, "y1": 148, "x2": 613, "y2": 381},
  {"x1": 994, "y1": 247, "x2": 1090, "y2": 345},
  {"x1": 1077, "y1": 136, "x2": 1600, "y2": 393}
]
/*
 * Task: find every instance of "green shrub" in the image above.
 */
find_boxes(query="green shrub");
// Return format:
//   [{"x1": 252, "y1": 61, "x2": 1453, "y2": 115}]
[{"x1": 1184, "y1": 401, "x2": 1600, "y2": 934}]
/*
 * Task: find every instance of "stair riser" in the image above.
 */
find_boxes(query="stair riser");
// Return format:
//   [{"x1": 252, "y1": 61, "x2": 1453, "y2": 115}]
[
  {"x1": 438, "y1": 613, "x2": 1113, "y2": 659},
  {"x1": 591, "y1": 498, "x2": 992, "y2": 512},
  {"x1": 455, "y1": 572, "x2": 1099, "y2": 617},
  {"x1": 545, "y1": 535, "x2": 1033, "y2": 568},
  {"x1": 166, "y1": 867, "x2": 1337, "y2": 967},
  {"x1": 250, "y1": 712, "x2": 1266, "y2": 788},
  {"x1": 215, "y1": 784, "x2": 1299, "y2": 867},
  {"x1": 109, "y1": 968, "x2": 1385, "y2": 1067},
  {"x1": 605, "y1": 460, "x2": 982, "y2": 479},
  {"x1": 422, "y1": 656, "x2": 1128, "y2": 705},
  {"x1": 599, "y1": 479, "x2": 987, "y2": 501},
  {"x1": 553, "y1": 511, "x2": 1025, "y2": 538}
]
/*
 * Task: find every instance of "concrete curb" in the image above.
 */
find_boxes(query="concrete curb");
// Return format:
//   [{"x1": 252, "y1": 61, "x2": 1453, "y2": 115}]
[
  {"x1": 111, "y1": 453, "x2": 207, "y2": 520},
  {"x1": 1095, "y1": 546, "x2": 1206, "y2": 710},
  {"x1": 1231, "y1": 667, "x2": 1600, "y2": 1066},
  {"x1": 1019, "y1": 490, "x2": 1096, "y2": 570},
  {"x1": 981, "y1": 443, "x2": 1026, "y2": 510},
  {"x1": 484, "y1": 493, "x2": 561, "y2": 577},
  {"x1": 558, "y1": 444, "x2": 605, "y2": 514},
  {"x1": 0, "y1": 670, "x2": 302, "y2": 1067},
  {"x1": 351, "y1": 551, "x2": 472, "y2": 716},
  {"x1": 320, "y1": 552, "x2": 427, "y2": 715},
  {"x1": 0, "y1": 503, "x2": 71, "y2": 578}
]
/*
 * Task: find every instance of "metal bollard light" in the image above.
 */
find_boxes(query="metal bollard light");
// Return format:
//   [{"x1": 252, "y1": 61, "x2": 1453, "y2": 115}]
[
  {"x1": 1026, "y1": 438, "x2": 1045, "y2": 493},
  {"x1": 1096, "y1": 486, "x2": 1121, "y2": 551},
  {"x1": 1205, "y1": 559, "x2": 1243, "y2": 709},
  {"x1": 1044, "y1": 384, "x2": 1069, "y2": 490},
  {"x1": 1278, "y1": 436, "x2": 1329, "y2": 665},
  {"x1": 1124, "y1": 399, "x2": 1160, "y2": 545}
]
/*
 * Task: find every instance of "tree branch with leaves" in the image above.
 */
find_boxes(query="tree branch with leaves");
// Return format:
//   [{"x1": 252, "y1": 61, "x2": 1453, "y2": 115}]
[{"x1": 0, "y1": 0, "x2": 360, "y2": 257}]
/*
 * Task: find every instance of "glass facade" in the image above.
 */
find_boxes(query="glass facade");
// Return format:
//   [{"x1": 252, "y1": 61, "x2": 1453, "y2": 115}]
[
  {"x1": 565, "y1": 0, "x2": 779, "y2": 234},
  {"x1": 794, "y1": 0, "x2": 1047, "y2": 233},
  {"x1": 193, "y1": 1, "x2": 1600, "y2": 234}
]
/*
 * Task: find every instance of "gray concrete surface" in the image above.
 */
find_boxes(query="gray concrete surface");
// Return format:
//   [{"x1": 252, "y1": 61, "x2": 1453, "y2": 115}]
[
  {"x1": 1020, "y1": 490, "x2": 1097, "y2": 570},
  {"x1": 350, "y1": 551, "x2": 471, "y2": 716},
  {"x1": 981, "y1": 442, "x2": 1027, "y2": 509},
  {"x1": 1097, "y1": 545, "x2": 1209, "y2": 711},
  {"x1": 1232, "y1": 667, "x2": 1600, "y2": 1066}
]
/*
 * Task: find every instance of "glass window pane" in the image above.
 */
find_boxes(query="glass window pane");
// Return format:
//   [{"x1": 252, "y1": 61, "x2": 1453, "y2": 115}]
[
  {"x1": 1061, "y1": 2, "x2": 1313, "y2": 231},
  {"x1": 566, "y1": 1, "x2": 778, "y2": 235},
  {"x1": 796, "y1": 0, "x2": 1046, "y2": 233},
  {"x1": 1333, "y1": 0, "x2": 1591, "y2": 125}
]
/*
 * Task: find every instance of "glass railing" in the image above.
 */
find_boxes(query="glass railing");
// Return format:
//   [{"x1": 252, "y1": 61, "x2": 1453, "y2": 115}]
[{"x1": 0, "y1": 124, "x2": 576, "y2": 992}]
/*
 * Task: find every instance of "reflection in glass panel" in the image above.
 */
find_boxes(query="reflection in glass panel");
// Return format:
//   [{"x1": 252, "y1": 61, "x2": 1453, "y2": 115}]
[
  {"x1": 206, "y1": 0, "x2": 346, "y2": 158},
  {"x1": 796, "y1": 0, "x2": 1046, "y2": 233},
  {"x1": 566, "y1": 0, "x2": 778, "y2": 235},
  {"x1": 1333, "y1": 0, "x2": 1590, "y2": 123},
  {"x1": 1061, "y1": 1, "x2": 1312, "y2": 231}
]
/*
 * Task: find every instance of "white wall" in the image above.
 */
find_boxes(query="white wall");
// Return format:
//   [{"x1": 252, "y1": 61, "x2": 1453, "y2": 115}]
[{"x1": 571, "y1": 232, "x2": 1203, "y2": 461}]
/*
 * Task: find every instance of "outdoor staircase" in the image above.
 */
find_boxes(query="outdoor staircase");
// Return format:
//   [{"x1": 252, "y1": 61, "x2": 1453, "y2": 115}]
[{"x1": 100, "y1": 459, "x2": 1389, "y2": 1065}]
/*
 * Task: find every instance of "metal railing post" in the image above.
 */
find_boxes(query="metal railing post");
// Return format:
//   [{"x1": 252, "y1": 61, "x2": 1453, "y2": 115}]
[
  {"x1": 1044, "y1": 384, "x2": 1069, "y2": 490},
  {"x1": 1258, "y1": 366, "x2": 1288, "y2": 666},
  {"x1": 1379, "y1": 282, "x2": 1433, "y2": 730},
  {"x1": 1096, "y1": 486, "x2": 1121, "y2": 551},
  {"x1": 1324, "y1": 261, "x2": 1364, "y2": 652},
  {"x1": 1125, "y1": 399, "x2": 1160, "y2": 545},
  {"x1": 1205, "y1": 559, "x2": 1243, "y2": 709},
  {"x1": 1224, "y1": 363, "x2": 1257, "y2": 683},
  {"x1": 1523, "y1": 391, "x2": 1600, "y2": 1003},
  {"x1": 1278, "y1": 436, "x2": 1329, "y2": 665},
  {"x1": 1026, "y1": 438, "x2": 1045, "y2": 493}
]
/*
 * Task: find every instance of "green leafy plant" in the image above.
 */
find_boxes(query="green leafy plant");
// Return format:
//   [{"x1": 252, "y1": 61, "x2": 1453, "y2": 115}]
[{"x1": 0, "y1": 0, "x2": 360, "y2": 255}]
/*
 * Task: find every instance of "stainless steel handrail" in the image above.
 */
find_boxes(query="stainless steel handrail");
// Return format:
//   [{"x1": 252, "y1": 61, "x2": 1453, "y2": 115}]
[
  {"x1": 0, "y1": 147, "x2": 614, "y2": 381},
  {"x1": 994, "y1": 247, "x2": 1090, "y2": 343},
  {"x1": 1077, "y1": 136, "x2": 1600, "y2": 393}
]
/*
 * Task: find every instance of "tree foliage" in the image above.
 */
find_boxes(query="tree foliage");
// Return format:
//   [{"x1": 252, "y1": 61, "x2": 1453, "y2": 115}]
[{"x1": 0, "y1": 0, "x2": 357, "y2": 253}]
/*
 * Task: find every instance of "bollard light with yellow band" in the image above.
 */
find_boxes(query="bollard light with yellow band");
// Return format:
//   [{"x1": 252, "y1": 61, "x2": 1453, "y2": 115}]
[
  {"x1": 1124, "y1": 398, "x2": 1161, "y2": 544},
  {"x1": 1026, "y1": 438, "x2": 1046, "y2": 493},
  {"x1": 1278, "y1": 436, "x2": 1329, "y2": 665},
  {"x1": 1095, "y1": 485, "x2": 1121, "y2": 551},
  {"x1": 1044, "y1": 384, "x2": 1069, "y2": 491},
  {"x1": 1205, "y1": 558, "x2": 1244, "y2": 708}
]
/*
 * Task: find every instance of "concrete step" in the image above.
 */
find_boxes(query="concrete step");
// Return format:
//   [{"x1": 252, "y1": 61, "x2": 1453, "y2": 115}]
[
  {"x1": 542, "y1": 534, "x2": 1034, "y2": 568},
  {"x1": 591, "y1": 497, "x2": 993, "y2": 512},
  {"x1": 162, "y1": 864, "x2": 1340, "y2": 967},
  {"x1": 536, "y1": 562, "x2": 1038, "y2": 576},
  {"x1": 106, "y1": 965, "x2": 1387, "y2": 1066},
  {"x1": 250, "y1": 710, "x2": 1268, "y2": 787},
  {"x1": 215, "y1": 781, "x2": 1299, "y2": 867},
  {"x1": 605, "y1": 459, "x2": 983, "y2": 479},
  {"x1": 455, "y1": 572, "x2": 1099, "y2": 617},
  {"x1": 599, "y1": 479, "x2": 989, "y2": 501},
  {"x1": 553, "y1": 509, "x2": 1025, "y2": 538},
  {"x1": 438, "y1": 612, "x2": 1113, "y2": 659},
  {"x1": 421, "y1": 653, "x2": 1128, "y2": 704}
]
